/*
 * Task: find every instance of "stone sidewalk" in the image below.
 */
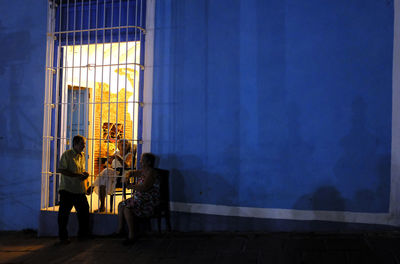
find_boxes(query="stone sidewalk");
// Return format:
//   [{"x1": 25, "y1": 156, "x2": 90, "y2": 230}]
[{"x1": 1, "y1": 230, "x2": 400, "y2": 263}]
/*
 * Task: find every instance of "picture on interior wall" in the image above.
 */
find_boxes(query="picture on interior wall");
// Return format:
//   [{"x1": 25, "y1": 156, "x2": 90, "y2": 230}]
[{"x1": 102, "y1": 123, "x2": 124, "y2": 142}]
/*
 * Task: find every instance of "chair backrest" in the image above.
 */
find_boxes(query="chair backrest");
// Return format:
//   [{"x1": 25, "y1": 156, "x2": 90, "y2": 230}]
[{"x1": 155, "y1": 168, "x2": 170, "y2": 209}]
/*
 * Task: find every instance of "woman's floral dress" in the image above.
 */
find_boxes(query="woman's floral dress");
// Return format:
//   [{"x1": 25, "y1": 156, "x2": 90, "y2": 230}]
[{"x1": 126, "y1": 174, "x2": 160, "y2": 217}]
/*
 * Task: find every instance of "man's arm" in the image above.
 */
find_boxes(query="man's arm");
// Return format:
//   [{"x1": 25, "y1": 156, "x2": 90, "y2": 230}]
[
  {"x1": 57, "y1": 168, "x2": 89, "y2": 181},
  {"x1": 57, "y1": 168, "x2": 84, "y2": 178},
  {"x1": 57, "y1": 153, "x2": 88, "y2": 181}
]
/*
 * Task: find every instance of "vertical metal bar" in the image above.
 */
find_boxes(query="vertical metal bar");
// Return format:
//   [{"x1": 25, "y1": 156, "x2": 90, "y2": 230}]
[
  {"x1": 43, "y1": 1, "x2": 51, "y2": 210},
  {"x1": 61, "y1": 0, "x2": 70, "y2": 154},
  {"x1": 47, "y1": 1, "x2": 56, "y2": 211},
  {"x1": 41, "y1": 0, "x2": 47, "y2": 210},
  {"x1": 124, "y1": 0, "x2": 131, "y2": 201},
  {"x1": 123, "y1": 2, "x2": 129, "y2": 202},
  {"x1": 76, "y1": 0, "x2": 84, "y2": 198},
  {"x1": 44, "y1": 2, "x2": 54, "y2": 211},
  {"x1": 42, "y1": 0, "x2": 53, "y2": 210},
  {"x1": 45, "y1": 2, "x2": 52, "y2": 211},
  {"x1": 52, "y1": 43, "x2": 62, "y2": 211},
  {"x1": 140, "y1": 0, "x2": 147, "y2": 158},
  {"x1": 114, "y1": 0, "x2": 122, "y2": 213},
  {"x1": 97, "y1": 0, "x2": 107, "y2": 213},
  {"x1": 66, "y1": 0, "x2": 72, "y2": 150},
  {"x1": 68, "y1": 0, "x2": 76, "y2": 151},
  {"x1": 122, "y1": 1, "x2": 128, "y2": 165},
  {"x1": 90, "y1": 0, "x2": 100, "y2": 213},
  {"x1": 105, "y1": 0, "x2": 115, "y2": 214},
  {"x1": 76, "y1": 0, "x2": 83, "y2": 159},
  {"x1": 87, "y1": 0, "x2": 95, "y2": 212},
  {"x1": 62, "y1": 0, "x2": 72, "y2": 213},
  {"x1": 53, "y1": 0, "x2": 64, "y2": 211},
  {"x1": 139, "y1": 0, "x2": 143, "y2": 158},
  {"x1": 132, "y1": 0, "x2": 138, "y2": 165},
  {"x1": 48, "y1": 2, "x2": 58, "y2": 210}
]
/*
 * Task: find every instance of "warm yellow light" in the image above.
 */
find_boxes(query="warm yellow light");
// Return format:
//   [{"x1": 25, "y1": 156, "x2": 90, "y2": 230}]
[
  {"x1": 64, "y1": 41, "x2": 141, "y2": 123},
  {"x1": 62, "y1": 41, "x2": 141, "y2": 188}
]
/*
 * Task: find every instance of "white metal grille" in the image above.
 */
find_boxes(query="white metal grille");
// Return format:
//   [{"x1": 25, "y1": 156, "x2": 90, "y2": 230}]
[{"x1": 42, "y1": 0, "x2": 149, "y2": 214}]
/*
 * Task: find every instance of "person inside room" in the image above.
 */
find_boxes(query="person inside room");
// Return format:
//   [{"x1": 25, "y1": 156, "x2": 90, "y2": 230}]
[{"x1": 88, "y1": 139, "x2": 136, "y2": 213}]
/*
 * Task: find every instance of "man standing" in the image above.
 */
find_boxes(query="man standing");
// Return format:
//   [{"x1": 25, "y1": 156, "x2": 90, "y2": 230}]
[{"x1": 57, "y1": 135, "x2": 90, "y2": 244}]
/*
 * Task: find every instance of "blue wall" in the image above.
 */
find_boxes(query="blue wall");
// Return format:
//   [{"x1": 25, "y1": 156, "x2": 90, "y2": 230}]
[
  {"x1": 0, "y1": 0, "x2": 395, "y2": 231},
  {"x1": 0, "y1": 1, "x2": 47, "y2": 230},
  {"x1": 152, "y1": 0, "x2": 393, "y2": 213}
]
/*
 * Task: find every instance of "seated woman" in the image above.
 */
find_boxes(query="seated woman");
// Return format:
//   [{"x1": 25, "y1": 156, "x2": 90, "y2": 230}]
[
  {"x1": 90, "y1": 140, "x2": 136, "y2": 213},
  {"x1": 117, "y1": 152, "x2": 160, "y2": 244}
]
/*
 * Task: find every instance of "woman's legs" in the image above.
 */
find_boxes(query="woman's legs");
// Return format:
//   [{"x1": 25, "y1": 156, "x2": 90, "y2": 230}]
[
  {"x1": 99, "y1": 185, "x2": 106, "y2": 211},
  {"x1": 124, "y1": 207, "x2": 136, "y2": 240},
  {"x1": 93, "y1": 185, "x2": 106, "y2": 213},
  {"x1": 117, "y1": 202, "x2": 126, "y2": 234}
]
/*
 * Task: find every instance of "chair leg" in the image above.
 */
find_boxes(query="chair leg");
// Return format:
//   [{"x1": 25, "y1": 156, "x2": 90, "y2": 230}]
[
  {"x1": 110, "y1": 195, "x2": 114, "y2": 213},
  {"x1": 122, "y1": 186, "x2": 126, "y2": 200}
]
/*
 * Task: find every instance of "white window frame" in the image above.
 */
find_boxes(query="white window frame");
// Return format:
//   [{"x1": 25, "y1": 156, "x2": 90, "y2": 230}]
[{"x1": 41, "y1": 0, "x2": 155, "y2": 213}]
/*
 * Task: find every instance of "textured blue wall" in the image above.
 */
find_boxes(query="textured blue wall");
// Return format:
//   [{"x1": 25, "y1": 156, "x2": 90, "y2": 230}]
[
  {"x1": 0, "y1": 0, "x2": 394, "y2": 231},
  {"x1": 152, "y1": 0, "x2": 393, "y2": 213},
  {"x1": 0, "y1": 1, "x2": 47, "y2": 230}
]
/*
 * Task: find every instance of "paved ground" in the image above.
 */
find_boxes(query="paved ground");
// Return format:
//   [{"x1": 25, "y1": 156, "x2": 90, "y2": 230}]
[{"x1": 1, "y1": 230, "x2": 400, "y2": 263}]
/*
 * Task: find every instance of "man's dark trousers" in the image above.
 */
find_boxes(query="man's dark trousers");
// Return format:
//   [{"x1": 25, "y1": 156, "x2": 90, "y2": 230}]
[{"x1": 58, "y1": 190, "x2": 90, "y2": 240}]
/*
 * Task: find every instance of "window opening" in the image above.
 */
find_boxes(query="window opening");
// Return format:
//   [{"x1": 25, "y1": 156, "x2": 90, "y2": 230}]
[{"x1": 42, "y1": 0, "x2": 146, "y2": 214}]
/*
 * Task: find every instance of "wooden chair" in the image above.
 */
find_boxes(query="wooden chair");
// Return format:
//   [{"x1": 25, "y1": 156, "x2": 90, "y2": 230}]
[
  {"x1": 109, "y1": 172, "x2": 126, "y2": 213},
  {"x1": 135, "y1": 168, "x2": 172, "y2": 233},
  {"x1": 109, "y1": 145, "x2": 137, "y2": 213},
  {"x1": 152, "y1": 168, "x2": 172, "y2": 233}
]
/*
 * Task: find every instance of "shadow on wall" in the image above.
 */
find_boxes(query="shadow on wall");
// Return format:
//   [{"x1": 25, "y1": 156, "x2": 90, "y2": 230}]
[
  {"x1": 293, "y1": 96, "x2": 390, "y2": 220},
  {"x1": 333, "y1": 96, "x2": 390, "y2": 212},
  {"x1": 154, "y1": 96, "x2": 390, "y2": 230},
  {"x1": 159, "y1": 153, "x2": 240, "y2": 231},
  {"x1": 293, "y1": 185, "x2": 347, "y2": 229},
  {"x1": 294, "y1": 186, "x2": 346, "y2": 212}
]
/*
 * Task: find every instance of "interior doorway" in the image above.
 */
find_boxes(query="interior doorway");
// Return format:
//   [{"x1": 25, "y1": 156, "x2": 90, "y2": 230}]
[{"x1": 59, "y1": 41, "x2": 141, "y2": 212}]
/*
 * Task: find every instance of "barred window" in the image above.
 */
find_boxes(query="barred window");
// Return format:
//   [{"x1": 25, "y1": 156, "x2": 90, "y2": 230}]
[{"x1": 41, "y1": 0, "x2": 152, "y2": 214}]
